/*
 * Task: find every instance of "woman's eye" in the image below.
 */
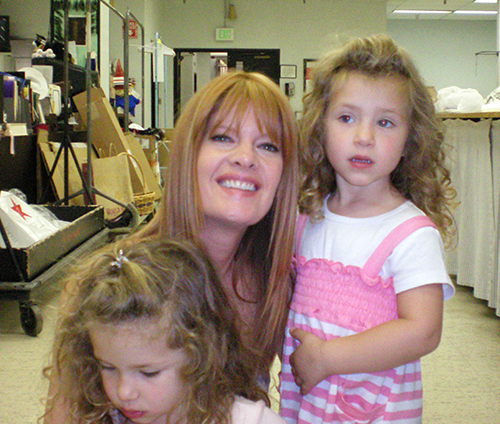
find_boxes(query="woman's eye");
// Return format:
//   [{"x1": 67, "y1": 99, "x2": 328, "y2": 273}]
[
  {"x1": 211, "y1": 134, "x2": 232, "y2": 142},
  {"x1": 259, "y1": 142, "x2": 280, "y2": 153}
]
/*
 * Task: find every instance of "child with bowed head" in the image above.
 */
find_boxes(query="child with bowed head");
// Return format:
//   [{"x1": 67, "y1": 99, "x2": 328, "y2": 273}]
[
  {"x1": 280, "y1": 34, "x2": 456, "y2": 424},
  {"x1": 43, "y1": 237, "x2": 286, "y2": 424}
]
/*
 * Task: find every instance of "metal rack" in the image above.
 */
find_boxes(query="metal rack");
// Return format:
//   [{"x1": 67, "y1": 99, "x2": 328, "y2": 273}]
[
  {"x1": 0, "y1": 0, "x2": 146, "y2": 336},
  {"x1": 0, "y1": 224, "x2": 109, "y2": 336}
]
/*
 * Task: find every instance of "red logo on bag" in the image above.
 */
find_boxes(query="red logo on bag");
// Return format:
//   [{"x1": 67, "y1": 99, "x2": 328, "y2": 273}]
[{"x1": 10, "y1": 199, "x2": 31, "y2": 220}]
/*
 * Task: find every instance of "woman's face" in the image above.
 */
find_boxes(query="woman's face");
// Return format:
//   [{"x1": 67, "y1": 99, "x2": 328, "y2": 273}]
[{"x1": 197, "y1": 106, "x2": 283, "y2": 232}]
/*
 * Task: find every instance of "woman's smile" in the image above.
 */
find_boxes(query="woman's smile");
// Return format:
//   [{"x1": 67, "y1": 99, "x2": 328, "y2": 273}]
[{"x1": 197, "y1": 106, "x2": 283, "y2": 229}]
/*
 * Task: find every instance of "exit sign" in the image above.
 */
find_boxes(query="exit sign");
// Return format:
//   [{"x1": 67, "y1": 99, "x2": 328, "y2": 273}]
[{"x1": 215, "y1": 28, "x2": 234, "y2": 41}]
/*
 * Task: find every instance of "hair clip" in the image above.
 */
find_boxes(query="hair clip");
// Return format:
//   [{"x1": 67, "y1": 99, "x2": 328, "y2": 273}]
[{"x1": 110, "y1": 249, "x2": 129, "y2": 271}]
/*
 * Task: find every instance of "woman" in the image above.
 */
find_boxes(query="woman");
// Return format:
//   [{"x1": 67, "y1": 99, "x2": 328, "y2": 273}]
[
  {"x1": 44, "y1": 70, "x2": 299, "y2": 423},
  {"x1": 139, "y1": 70, "x2": 299, "y2": 378}
]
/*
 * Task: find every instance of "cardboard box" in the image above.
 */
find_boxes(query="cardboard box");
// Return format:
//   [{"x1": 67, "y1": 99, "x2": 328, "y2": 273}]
[
  {"x1": 134, "y1": 133, "x2": 156, "y2": 164},
  {"x1": 158, "y1": 139, "x2": 171, "y2": 170},
  {"x1": 124, "y1": 134, "x2": 162, "y2": 200},
  {"x1": 72, "y1": 88, "x2": 160, "y2": 199},
  {"x1": 0, "y1": 205, "x2": 104, "y2": 281}
]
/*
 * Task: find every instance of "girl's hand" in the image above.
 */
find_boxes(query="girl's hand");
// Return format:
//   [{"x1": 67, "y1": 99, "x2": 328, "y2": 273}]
[
  {"x1": 289, "y1": 284, "x2": 444, "y2": 397},
  {"x1": 289, "y1": 328, "x2": 329, "y2": 395}
]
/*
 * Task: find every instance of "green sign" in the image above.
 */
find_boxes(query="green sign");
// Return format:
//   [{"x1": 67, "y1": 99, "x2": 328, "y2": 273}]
[{"x1": 215, "y1": 28, "x2": 234, "y2": 41}]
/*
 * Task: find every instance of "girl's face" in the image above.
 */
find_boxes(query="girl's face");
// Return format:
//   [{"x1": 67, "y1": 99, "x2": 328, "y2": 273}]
[
  {"x1": 324, "y1": 72, "x2": 410, "y2": 196},
  {"x1": 89, "y1": 322, "x2": 187, "y2": 424},
  {"x1": 197, "y1": 105, "x2": 283, "y2": 232}
]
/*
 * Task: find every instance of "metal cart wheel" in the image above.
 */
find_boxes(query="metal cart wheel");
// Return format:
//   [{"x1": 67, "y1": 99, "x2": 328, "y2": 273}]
[{"x1": 18, "y1": 301, "x2": 43, "y2": 337}]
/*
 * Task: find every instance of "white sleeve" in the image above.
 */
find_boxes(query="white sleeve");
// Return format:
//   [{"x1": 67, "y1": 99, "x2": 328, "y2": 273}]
[
  {"x1": 258, "y1": 407, "x2": 287, "y2": 424},
  {"x1": 385, "y1": 226, "x2": 455, "y2": 300},
  {"x1": 231, "y1": 397, "x2": 287, "y2": 424}
]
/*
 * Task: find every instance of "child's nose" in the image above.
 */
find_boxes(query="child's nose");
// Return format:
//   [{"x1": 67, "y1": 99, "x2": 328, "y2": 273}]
[
  {"x1": 354, "y1": 123, "x2": 375, "y2": 146},
  {"x1": 116, "y1": 376, "x2": 139, "y2": 402}
]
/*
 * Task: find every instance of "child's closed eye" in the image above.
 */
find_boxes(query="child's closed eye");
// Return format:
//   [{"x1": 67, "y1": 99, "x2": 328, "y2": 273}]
[
  {"x1": 98, "y1": 362, "x2": 115, "y2": 372},
  {"x1": 141, "y1": 370, "x2": 161, "y2": 378}
]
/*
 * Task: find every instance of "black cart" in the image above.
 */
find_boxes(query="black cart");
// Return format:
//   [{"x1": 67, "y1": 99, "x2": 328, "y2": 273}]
[{"x1": 0, "y1": 205, "x2": 106, "y2": 336}]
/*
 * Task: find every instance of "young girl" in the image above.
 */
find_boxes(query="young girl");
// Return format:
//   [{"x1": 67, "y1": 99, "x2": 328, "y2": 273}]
[
  {"x1": 279, "y1": 34, "x2": 456, "y2": 424},
  {"x1": 43, "y1": 237, "x2": 286, "y2": 424}
]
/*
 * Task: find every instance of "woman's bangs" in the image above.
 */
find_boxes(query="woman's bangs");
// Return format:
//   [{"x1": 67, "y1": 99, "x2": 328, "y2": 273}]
[
  {"x1": 206, "y1": 92, "x2": 248, "y2": 136},
  {"x1": 251, "y1": 93, "x2": 283, "y2": 149}
]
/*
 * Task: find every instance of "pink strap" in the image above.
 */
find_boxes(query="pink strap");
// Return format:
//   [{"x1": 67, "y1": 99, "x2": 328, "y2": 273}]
[
  {"x1": 362, "y1": 215, "x2": 436, "y2": 278},
  {"x1": 294, "y1": 214, "x2": 308, "y2": 256}
]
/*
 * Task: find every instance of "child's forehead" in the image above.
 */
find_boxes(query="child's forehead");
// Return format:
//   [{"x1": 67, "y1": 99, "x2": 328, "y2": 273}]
[
  {"x1": 334, "y1": 71, "x2": 407, "y2": 91},
  {"x1": 89, "y1": 318, "x2": 168, "y2": 343},
  {"x1": 328, "y1": 72, "x2": 410, "y2": 105}
]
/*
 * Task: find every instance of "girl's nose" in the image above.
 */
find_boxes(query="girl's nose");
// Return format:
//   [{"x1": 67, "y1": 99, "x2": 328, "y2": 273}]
[
  {"x1": 354, "y1": 122, "x2": 375, "y2": 147},
  {"x1": 231, "y1": 140, "x2": 256, "y2": 168},
  {"x1": 116, "y1": 376, "x2": 139, "y2": 402}
]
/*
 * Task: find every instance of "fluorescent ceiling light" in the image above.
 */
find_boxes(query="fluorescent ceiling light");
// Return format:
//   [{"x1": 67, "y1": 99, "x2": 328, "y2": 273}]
[
  {"x1": 454, "y1": 10, "x2": 497, "y2": 14},
  {"x1": 392, "y1": 9, "x2": 450, "y2": 14},
  {"x1": 474, "y1": 1, "x2": 497, "y2": 4}
]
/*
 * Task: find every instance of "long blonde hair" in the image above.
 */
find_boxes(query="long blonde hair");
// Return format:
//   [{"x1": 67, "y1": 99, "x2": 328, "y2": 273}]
[
  {"x1": 300, "y1": 34, "x2": 455, "y2": 245},
  {"x1": 43, "y1": 237, "x2": 267, "y2": 424},
  {"x1": 139, "y1": 70, "x2": 299, "y2": 373}
]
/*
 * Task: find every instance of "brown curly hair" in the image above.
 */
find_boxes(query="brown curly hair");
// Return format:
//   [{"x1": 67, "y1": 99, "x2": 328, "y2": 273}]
[
  {"x1": 299, "y1": 34, "x2": 456, "y2": 246},
  {"x1": 43, "y1": 237, "x2": 267, "y2": 423}
]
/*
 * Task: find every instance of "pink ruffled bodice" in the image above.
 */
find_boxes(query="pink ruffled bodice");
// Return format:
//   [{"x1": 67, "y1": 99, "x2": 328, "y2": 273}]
[{"x1": 291, "y1": 255, "x2": 398, "y2": 333}]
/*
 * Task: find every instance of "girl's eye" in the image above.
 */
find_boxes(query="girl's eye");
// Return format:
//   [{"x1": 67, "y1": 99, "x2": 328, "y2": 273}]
[
  {"x1": 99, "y1": 363, "x2": 115, "y2": 372},
  {"x1": 379, "y1": 119, "x2": 394, "y2": 128},
  {"x1": 141, "y1": 370, "x2": 160, "y2": 378},
  {"x1": 338, "y1": 115, "x2": 353, "y2": 123}
]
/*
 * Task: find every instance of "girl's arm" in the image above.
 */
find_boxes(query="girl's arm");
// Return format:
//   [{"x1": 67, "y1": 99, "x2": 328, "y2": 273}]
[{"x1": 289, "y1": 283, "x2": 444, "y2": 395}]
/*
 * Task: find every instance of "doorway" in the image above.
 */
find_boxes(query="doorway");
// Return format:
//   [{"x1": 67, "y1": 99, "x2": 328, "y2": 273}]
[{"x1": 173, "y1": 48, "x2": 280, "y2": 122}]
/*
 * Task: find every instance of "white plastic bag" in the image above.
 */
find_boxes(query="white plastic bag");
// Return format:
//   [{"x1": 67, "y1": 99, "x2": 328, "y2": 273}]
[
  {"x1": 0, "y1": 191, "x2": 62, "y2": 248},
  {"x1": 435, "y1": 86, "x2": 484, "y2": 112}
]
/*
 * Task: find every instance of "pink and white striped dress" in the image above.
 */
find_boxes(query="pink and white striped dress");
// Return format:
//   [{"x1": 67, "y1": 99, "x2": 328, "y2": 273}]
[{"x1": 280, "y1": 214, "x2": 446, "y2": 424}]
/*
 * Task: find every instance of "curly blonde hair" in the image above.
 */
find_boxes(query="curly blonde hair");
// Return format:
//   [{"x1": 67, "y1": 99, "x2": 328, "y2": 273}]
[
  {"x1": 299, "y1": 34, "x2": 455, "y2": 245},
  {"x1": 43, "y1": 237, "x2": 267, "y2": 424}
]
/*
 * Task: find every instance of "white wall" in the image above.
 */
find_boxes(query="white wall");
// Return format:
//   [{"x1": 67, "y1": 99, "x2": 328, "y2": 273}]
[
  {"x1": 0, "y1": 0, "x2": 50, "y2": 39},
  {"x1": 160, "y1": 0, "x2": 387, "y2": 126},
  {"x1": 388, "y1": 19, "x2": 497, "y2": 98}
]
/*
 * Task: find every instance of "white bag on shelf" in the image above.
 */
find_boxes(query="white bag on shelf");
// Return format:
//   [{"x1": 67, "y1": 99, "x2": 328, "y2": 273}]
[{"x1": 0, "y1": 191, "x2": 62, "y2": 249}]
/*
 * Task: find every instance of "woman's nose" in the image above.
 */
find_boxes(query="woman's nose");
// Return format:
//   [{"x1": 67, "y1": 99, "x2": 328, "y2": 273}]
[{"x1": 231, "y1": 140, "x2": 256, "y2": 168}]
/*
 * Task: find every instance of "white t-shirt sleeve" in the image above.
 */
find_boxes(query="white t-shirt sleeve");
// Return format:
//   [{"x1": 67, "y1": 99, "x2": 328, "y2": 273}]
[
  {"x1": 385, "y1": 226, "x2": 454, "y2": 300},
  {"x1": 231, "y1": 397, "x2": 286, "y2": 424}
]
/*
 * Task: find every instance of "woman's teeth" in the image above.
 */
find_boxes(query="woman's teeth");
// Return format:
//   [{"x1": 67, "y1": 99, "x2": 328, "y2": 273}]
[{"x1": 220, "y1": 180, "x2": 257, "y2": 191}]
